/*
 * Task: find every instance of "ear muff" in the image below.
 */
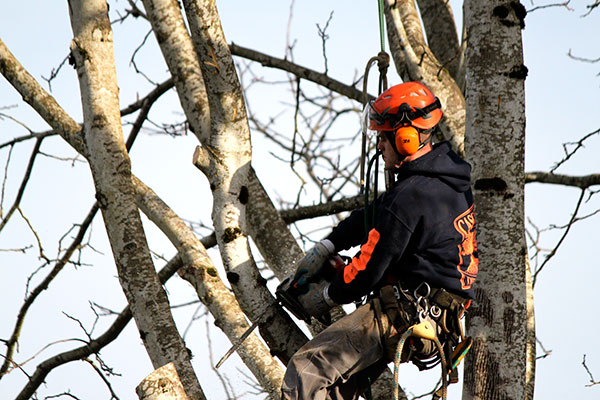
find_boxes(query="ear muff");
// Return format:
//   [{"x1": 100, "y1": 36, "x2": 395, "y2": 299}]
[{"x1": 395, "y1": 126, "x2": 420, "y2": 156}]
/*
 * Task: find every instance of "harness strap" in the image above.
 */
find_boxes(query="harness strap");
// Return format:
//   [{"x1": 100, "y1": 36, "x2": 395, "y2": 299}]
[
  {"x1": 377, "y1": 282, "x2": 472, "y2": 400},
  {"x1": 379, "y1": 285, "x2": 410, "y2": 333}
]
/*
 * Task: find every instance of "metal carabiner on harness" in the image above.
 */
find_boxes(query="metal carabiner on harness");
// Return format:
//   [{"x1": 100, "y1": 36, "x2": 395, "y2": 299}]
[{"x1": 413, "y1": 281, "x2": 431, "y2": 320}]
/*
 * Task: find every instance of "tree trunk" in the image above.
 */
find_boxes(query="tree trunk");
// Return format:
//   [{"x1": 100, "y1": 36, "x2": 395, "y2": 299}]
[
  {"x1": 136, "y1": 363, "x2": 188, "y2": 400},
  {"x1": 67, "y1": 1, "x2": 204, "y2": 399},
  {"x1": 416, "y1": 0, "x2": 461, "y2": 79},
  {"x1": 247, "y1": 167, "x2": 304, "y2": 279},
  {"x1": 133, "y1": 176, "x2": 285, "y2": 398},
  {"x1": 141, "y1": 0, "x2": 211, "y2": 143},
  {"x1": 462, "y1": 0, "x2": 534, "y2": 399},
  {"x1": 182, "y1": 0, "x2": 311, "y2": 364},
  {"x1": 383, "y1": 0, "x2": 466, "y2": 157}
]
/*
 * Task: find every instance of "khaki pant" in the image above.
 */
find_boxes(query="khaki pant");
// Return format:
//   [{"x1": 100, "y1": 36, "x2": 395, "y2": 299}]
[{"x1": 281, "y1": 298, "x2": 407, "y2": 400}]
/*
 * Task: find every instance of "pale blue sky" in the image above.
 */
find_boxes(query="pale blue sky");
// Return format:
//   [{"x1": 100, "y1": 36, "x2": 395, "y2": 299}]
[{"x1": 1, "y1": 1, "x2": 599, "y2": 399}]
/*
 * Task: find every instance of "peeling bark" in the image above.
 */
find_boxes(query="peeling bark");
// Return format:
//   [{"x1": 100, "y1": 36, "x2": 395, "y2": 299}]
[{"x1": 67, "y1": 1, "x2": 204, "y2": 399}]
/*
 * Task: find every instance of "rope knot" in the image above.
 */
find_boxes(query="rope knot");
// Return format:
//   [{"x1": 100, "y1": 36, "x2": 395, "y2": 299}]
[{"x1": 376, "y1": 51, "x2": 390, "y2": 74}]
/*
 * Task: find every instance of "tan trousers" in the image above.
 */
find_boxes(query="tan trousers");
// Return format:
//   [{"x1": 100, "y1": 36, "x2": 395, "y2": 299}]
[{"x1": 281, "y1": 299, "x2": 402, "y2": 400}]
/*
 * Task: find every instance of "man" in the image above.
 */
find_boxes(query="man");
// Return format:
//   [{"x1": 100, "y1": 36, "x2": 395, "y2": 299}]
[{"x1": 280, "y1": 81, "x2": 479, "y2": 400}]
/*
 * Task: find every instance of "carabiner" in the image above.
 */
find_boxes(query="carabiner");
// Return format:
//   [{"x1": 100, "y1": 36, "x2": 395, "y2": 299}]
[{"x1": 413, "y1": 281, "x2": 431, "y2": 300}]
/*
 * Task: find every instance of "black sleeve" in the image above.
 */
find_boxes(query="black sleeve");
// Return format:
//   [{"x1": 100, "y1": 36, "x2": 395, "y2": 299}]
[
  {"x1": 325, "y1": 195, "x2": 382, "y2": 252},
  {"x1": 328, "y1": 203, "x2": 413, "y2": 304}
]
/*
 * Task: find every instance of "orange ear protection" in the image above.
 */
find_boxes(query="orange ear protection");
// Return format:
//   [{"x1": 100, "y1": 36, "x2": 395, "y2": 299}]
[{"x1": 394, "y1": 126, "x2": 420, "y2": 156}]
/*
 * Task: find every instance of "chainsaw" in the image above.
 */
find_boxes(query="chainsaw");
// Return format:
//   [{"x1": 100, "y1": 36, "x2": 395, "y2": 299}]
[
  {"x1": 216, "y1": 255, "x2": 346, "y2": 368},
  {"x1": 276, "y1": 253, "x2": 346, "y2": 325}
]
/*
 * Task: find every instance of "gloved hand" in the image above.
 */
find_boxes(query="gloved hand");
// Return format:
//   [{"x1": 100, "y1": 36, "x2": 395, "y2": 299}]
[
  {"x1": 297, "y1": 279, "x2": 337, "y2": 318},
  {"x1": 292, "y1": 239, "x2": 335, "y2": 286}
]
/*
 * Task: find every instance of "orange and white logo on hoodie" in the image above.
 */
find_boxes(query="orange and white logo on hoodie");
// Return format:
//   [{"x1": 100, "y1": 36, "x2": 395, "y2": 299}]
[{"x1": 453, "y1": 205, "x2": 479, "y2": 290}]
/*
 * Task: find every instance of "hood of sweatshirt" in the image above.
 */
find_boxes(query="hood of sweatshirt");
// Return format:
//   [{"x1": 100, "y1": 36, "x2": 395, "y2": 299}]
[{"x1": 396, "y1": 141, "x2": 472, "y2": 192}]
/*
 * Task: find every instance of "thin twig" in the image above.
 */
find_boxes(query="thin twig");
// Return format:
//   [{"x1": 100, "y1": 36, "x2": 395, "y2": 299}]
[
  {"x1": 535, "y1": 336, "x2": 552, "y2": 359},
  {"x1": 0, "y1": 142, "x2": 15, "y2": 218},
  {"x1": 316, "y1": 11, "x2": 334, "y2": 75},
  {"x1": 532, "y1": 189, "x2": 585, "y2": 287},
  {"x1": 550, "y1": 127, "x2": 600, "y2": 173},
  {"x1": 0, "y1": 137, "x2": 43, "y2": 233},
  {"x1": 84, "y1": 358, "x2": 121, "y2": 399},
  {"x1": 129, "y1": 29, "x2": 157, "y2": 85},
  {"x1": 13, "y1": 256, "x2": 183, "y2": 400},
  {"x1": 583, "y1": 355, "x2": 600, "y2": 386},
  {"x1": 0, "y1": 203, "x2": 99, "y2": 378},
  {"x1": 527, "y1": 0, "x2": 573, "y2": 13},
  {"x1": 17, "y1": 206, "x2": 49, "y2": 262},
  {"x1": 42, "y1": 54, "x2": 71, "y2": 92}
]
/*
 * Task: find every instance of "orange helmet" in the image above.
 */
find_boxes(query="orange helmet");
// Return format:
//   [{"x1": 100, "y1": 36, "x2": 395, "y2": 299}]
[{"x1": 368, "y1": 82, "x2": 442, "y2": 131}]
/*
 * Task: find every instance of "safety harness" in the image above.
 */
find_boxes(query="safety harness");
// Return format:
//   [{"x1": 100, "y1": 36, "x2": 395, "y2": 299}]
[
  {"x1": 377, "y1": 281, "x2": 472, "y2": 400},
  {"x1": 358, "y1": 3, "x2": 471, "y2": 399}
]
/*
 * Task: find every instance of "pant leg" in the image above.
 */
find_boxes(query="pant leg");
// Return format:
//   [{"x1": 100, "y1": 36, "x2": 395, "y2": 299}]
[
  {"x1": 326, "y1": 357, "x2": 389, "y2": 400},
  {"x1": 281, "y1": 301, "x2": 387, "y2": 400}
]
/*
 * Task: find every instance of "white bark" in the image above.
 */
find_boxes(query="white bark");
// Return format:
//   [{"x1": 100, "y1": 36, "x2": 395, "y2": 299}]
[
  {"x1": 141, "y1": 0, "x2": 211, "y2": 143},
  {"x1": 247, "y1": 168, "x2": 303, "y2": 280},
  {"x1": 136, "y1": 363, "x2": 188, "y2": 400},
  {"x1": 133, "y1": 176, "x2": 285, "y2": 397},
  {"x1": 463, "y1": 0, "x2": 532, "y2": 399},
  {"x1": 182, "y1": 0, "x2": 310, "y2": 364},
  {"x1": 416, "y1": 0, "x2": 462, "y2": 79},
  {"x1": 525, "y1": 257, "x2": 536, "y2": 399},
  {"x1": 383, "y1": 0, "x2": 466, "y2": 157},
  {"x1": 0, "y1": 39, "x2": 87, "y2": 156},
  {"x1": 193, "y1": 147, "x2": 309, "y2": 363},
  {"x1": 67, "y1": 1, "x2": 204, "y2": 399}
]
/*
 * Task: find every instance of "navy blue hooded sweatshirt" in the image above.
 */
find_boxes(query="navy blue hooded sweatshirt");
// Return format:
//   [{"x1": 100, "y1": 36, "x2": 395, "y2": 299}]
[{"x1": 326, "y1": 141, "x2": 478, "y2": 305}]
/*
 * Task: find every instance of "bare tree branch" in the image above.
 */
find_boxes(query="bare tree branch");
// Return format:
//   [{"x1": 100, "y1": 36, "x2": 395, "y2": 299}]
[
  {"x1": 582, "y1": 0, "x2": 600, "y2": 16},
  {"x1": 85, "y1": 357, "x2": 121, "y2": 400},
  {"x1": 0, "y1": 137, "x2": 43, "y2": 233},
  {"x1": 280, "y1": 193, "x2": 364, "y2": 223},
  {"x1": 229, "y1": 42, "x2": 371, "y2": 103},
  {"x1": 13, "y1": 256, "x2": 183, "y2": 400},
  {"x1": 583, "y1": 355, "x2": 600, "y2": 387},
  {"x1": 316, "y1": 10, "x2": 334, "y2": 75},
  {"x1": 525, "y1": 172, "x2": 600, "y2": 188},
  {"x1": 532, "y1": 189, "x2": 585, "y2": 287},
  {"x1": 550, "y1": 127, "x2": 600, "y2": 172},
  {"x1": 527, "y1": 1, "x2": 573, "y2": 13}
]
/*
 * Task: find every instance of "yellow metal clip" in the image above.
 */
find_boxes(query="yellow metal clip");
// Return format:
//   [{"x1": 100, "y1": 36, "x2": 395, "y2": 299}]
[{"x1": 411, "y1": 319, "x2": 437, "y2": 341}]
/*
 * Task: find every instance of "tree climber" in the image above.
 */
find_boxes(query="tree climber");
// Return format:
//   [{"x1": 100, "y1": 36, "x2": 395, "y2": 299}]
[{"x1": 280, "y1": 81, "x2": 479, "y2": 400}]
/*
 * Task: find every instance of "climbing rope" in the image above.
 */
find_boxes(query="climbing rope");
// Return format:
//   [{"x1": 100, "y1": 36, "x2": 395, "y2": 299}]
[
  {"x1": 359, "y1": 0, "x2": 390, "y2": 198},
  {"x1": 360, "y1": 51, "x2": 389, "y2": 233},
  {"x1": 393, "y1": 319, "x2": 448, "y2": 400},
  {"x1": 392, "y1": 301, "x2": 449, "y2": 400}
]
